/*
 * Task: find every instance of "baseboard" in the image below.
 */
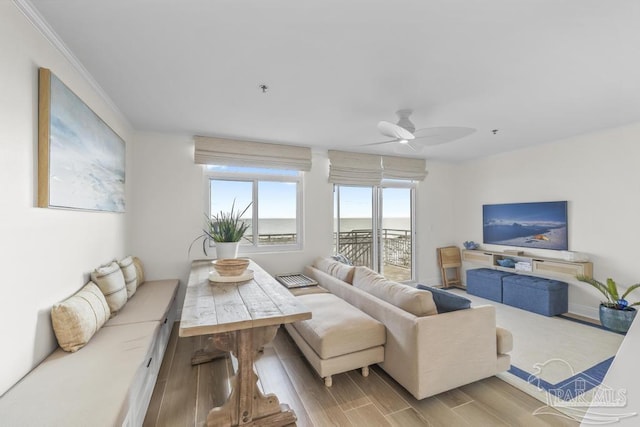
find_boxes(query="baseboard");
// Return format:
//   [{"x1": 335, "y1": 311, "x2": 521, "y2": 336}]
[{"x1": 568, "y1": 302, "x2": 599, "y2": 321}]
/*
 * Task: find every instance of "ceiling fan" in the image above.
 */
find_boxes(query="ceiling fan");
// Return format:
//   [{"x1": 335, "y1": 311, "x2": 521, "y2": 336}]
[{"x1": 365, "y1": 110, "x2": 476, "y2": 153}]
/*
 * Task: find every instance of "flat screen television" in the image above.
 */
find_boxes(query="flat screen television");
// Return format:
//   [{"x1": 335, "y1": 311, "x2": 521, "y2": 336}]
[{"x1": 482, "y1": 201, "x2": 568, "y2": 251}]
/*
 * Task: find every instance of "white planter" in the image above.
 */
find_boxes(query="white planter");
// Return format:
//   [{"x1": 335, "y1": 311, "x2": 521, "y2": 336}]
[{"x1": 215, "y1": 241, "x2": 239, "y2": 259}]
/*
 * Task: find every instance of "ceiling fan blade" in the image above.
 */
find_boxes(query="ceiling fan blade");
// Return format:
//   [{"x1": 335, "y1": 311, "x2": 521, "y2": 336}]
[
  {"x1": 361, "y1": 139, "x2": 398, "y2": 146},
  {"x1": 393, "y1": 141, "x2": 425, "y2": 154},
  {"x1": 377, "y1": 121, "x2": 415, "y2": 140},
  {"x1": 412, "y1": 127, "x2": 476, "y2": 146}
]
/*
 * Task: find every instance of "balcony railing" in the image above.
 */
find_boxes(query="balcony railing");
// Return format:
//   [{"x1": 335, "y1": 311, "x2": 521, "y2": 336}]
[
  {"x1": 257, "y1": 229, "x2": 411, "y2": 281},
  {"x1": 333, "y1": 229, "x2": 411, "y2": 269}
]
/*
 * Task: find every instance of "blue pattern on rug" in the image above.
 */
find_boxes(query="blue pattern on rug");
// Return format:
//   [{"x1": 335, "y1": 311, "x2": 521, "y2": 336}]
[{"x1": 508, "y1": 357, "x2": 615, "y2": 401}]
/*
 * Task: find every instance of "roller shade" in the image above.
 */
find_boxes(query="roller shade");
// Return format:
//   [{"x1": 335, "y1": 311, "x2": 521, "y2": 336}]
[
  {"x1": 328, "y1": 150, "x2": 383, "y2": 185},
  {"x1": 194, "y1": 136, "x2": 312, "y2": 171},
  {"x1": 382, "y1": 155, "x2": 427, "y2": 181}
]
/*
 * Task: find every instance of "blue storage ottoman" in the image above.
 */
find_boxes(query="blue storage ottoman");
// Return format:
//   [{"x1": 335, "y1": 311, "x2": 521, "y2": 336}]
[
  {"x1": 502, "y1": 275, "x2": 568, "y2": 316},
  {"x1": 466, "y1": 268, "x2": 514, "y2": 302}
]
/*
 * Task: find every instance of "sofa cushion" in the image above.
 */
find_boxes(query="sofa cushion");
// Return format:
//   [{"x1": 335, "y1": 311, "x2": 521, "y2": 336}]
[
  {"x1": 293, "y1": 293, "x2": 385, "y2": 359},
  {"x1": 51, "y1": 282, "x2": 111, "y2": 352},
  {"x1": 416, "y1": 284, "x2": 471, "y2": 313},
  {"x1": 331, "y1": 253, "x2": 353, "y2": 265},
  {"x1": 353, "y1": 267, "x2": 437, "y2": 317},
  {"x1": 91, "y1": 262, "x2": 128, "y2": 314},
  {"x1": 118, "y1": 256, "x2": 138, "y2": 299},
  {"x1": 105, "y1": 279, "x2": 179, "y2": 326},
  {"x1": 313, "y1": 257, "x2": 355, "y2": 284}
]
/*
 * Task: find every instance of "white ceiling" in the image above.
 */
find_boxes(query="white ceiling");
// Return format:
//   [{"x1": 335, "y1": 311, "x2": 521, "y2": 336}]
[{"x1": 26, "y1": 0, "x2": 640, "y2": 161}]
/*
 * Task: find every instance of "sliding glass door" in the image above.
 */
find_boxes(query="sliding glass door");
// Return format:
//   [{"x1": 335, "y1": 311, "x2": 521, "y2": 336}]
[
  {"x1": 334, "y1": 183, "x2": 414, "y2": 281},
  {"x1": 380, "y1": 187, "x2": 413, "y2": 281}
]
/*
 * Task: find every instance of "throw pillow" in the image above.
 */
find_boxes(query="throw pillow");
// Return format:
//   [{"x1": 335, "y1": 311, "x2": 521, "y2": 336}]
[
  {"x1": 132, "y1": 256, "x2": 145, "y2": 286},
  {"x1": 313, "y1": 257, "x2": 355, "y2": 284},
  {"x1": 353, "y1": 267, "x2": 437, "y2": 317},
  {"x1": 118, "y1": 256, "x2": 138, "y2": 299},
  {"x1": 331, "y1": 253, "x2": 353, "y2": 266},
  {"x1": 51, "y1": 282, "x2": 111, "y2": 352},
  {"x1": 417, "y1": 284, "x2": 471, "y2": 313},
  {"x1": 90, "y1": 261, "x2": 128, "y2": 314}
]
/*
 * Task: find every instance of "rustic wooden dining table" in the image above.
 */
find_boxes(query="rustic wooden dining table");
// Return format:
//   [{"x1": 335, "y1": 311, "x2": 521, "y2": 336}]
[{"x1": 180, "y1": 259, "x2": 311, "y2": 427}]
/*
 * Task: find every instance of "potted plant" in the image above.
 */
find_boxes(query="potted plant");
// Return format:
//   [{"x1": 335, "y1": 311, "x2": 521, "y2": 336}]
[
  {"x1": 576, "y1": 275, "x2": 639, "y2": 333},
  {"x1": 189, "y1": 200, "x2": 252, "y2": 259}
]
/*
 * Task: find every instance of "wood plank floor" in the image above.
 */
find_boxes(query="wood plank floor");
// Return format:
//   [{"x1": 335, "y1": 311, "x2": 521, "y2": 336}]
[{"x1": 144, "y1": 323, "x2": 578, "y2": 427}]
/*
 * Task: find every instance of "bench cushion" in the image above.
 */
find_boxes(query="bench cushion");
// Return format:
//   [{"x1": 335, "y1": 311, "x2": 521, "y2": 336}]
[
  {"x1": 0, "y1": 321, "x2": 159, "y2": 427},
  {"x1": 293, "y1": 293, "x2": 385, "y2": 359},
  {"x1": 105, "y1": 279, "x2": 179, "y2": 326}
]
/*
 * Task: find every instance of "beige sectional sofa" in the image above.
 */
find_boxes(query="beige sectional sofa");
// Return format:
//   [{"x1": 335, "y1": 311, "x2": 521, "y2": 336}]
[
  {"x1": 288, "y1": 257, "x2": 512, "y2": 400},
  {"x1": 0, "y1": 273, "x2": 179, "y2": 426}
]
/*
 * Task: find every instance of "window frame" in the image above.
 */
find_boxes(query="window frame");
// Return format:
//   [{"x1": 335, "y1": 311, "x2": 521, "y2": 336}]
[{"x1": 204, "y1": 167, "x2": 304, "y2": 253}]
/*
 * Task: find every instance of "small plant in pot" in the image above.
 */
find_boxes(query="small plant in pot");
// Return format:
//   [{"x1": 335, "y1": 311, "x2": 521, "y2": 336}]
[
  {"x1": 189, "y1": 200, "x2": 252, "y2": 259},
  {"x1": 576, "y1": 275, "x2": 640, "y2": 333}
]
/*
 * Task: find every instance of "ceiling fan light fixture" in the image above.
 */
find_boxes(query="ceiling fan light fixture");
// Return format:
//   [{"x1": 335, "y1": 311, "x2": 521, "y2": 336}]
[{"x1": 398, "y1": 139, "x2": 409, "y2": 144}]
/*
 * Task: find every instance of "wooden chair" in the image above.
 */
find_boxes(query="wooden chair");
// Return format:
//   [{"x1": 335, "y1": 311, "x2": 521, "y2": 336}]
[{"x1": 437, "y1": 246, "x2": 462, "y2": 288}]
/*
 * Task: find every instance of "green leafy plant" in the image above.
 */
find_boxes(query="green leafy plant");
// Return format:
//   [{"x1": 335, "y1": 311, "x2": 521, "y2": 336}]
[
  {"x1": 576, "y1": 275, "x2": 640, "y2": 310},
  {"x1": 189, "y1": 200, "x2": 252, "y2": 255}
]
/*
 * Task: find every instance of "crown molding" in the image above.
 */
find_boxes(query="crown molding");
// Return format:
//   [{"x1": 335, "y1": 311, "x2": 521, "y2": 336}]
[{"x1": 13, "y1": 0, "x2": 132, "y2": 130}]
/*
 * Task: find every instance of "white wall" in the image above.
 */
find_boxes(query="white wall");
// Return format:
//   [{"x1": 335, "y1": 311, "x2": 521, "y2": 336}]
[
  {"x1": 129, "y1": 133, "x2": 335, "y2": 310},
  {"x1": 451, "y1": 122, "x2": 640, "y2": 318},
  {"x1": 415, "y1": 161, "x2": 459, "y2": 284},
  {"x1": 0, "y1": 2, "x2": 132, "y2": 395}
]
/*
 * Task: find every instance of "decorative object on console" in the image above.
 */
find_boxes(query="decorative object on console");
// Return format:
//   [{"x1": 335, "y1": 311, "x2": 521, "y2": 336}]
[
  {"x1": 188, "y1": 200, "x2": 251, "y2": 258},
  {"x1": 576, "y1": 275, "x2": 639, "y2": 333},
  {"x1": 463, "y1": 241, "x2": 479, "y2": 250},
  {"x1": 496, "y1": 258, "x2": 516, "y2": 268},
  {"x1": 38, "y1": 68, "x2": 125, "y2": 212},
  {"x1": 560, "y1": 251, "x2": 589, "y2": 262},
  {"x1": 482, "y1": 201, "x2": 568, "y2": 250}
]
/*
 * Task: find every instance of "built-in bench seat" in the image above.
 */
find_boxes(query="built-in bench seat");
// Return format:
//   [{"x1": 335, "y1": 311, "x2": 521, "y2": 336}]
[{"x1": 0, "y1": 278, "x2": 179, "y2": 427}]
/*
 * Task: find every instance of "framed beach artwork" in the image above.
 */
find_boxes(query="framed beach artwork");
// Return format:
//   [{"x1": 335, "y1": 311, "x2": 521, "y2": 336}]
[
  {"x1": 482, "y1": 201, "x2": 568, "y2": 250},
  {"x1": 38, "y1": 68, "x2": 125, "y2": 212}
]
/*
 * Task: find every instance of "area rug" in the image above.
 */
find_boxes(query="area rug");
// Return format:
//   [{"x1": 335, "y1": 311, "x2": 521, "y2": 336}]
[{"x1": 449, "y1": 289, "x2": 626, "y2": 423}]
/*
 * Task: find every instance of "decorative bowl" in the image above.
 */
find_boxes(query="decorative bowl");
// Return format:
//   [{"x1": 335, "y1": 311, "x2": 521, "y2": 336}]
[{"x1": 212, "y1": 258, "x2": 250, "y2": 277}]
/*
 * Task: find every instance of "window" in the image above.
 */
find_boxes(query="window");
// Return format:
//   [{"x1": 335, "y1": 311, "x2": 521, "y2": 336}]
[
  {"x1": 206, "y1": 166, "x2": 302, "y2": 251},
  {"x1": 334, "y1": 181, "x2": 415, "y2": 281}
]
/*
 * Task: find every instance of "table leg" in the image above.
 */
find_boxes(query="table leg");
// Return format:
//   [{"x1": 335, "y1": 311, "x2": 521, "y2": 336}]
[
  {"x1": 191, "y1": 335, "x2": 228, "y2": 366},
  {"x1": 206, "y1": 326, "x2": 297, "y2": 427}
]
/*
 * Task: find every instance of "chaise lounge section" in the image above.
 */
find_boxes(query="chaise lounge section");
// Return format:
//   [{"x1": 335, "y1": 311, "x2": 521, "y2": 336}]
[{"x1": 288, "y1": 257, "x2": 512, "y2": 400}]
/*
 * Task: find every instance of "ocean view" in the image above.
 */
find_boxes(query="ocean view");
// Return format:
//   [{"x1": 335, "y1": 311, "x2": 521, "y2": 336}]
[{"x1": 252, "y1": 218, "x2": 411, "y2": 235}]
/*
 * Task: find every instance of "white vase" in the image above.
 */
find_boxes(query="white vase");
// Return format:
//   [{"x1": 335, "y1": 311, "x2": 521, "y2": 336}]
[{"x1": 215, "y1": 241, "x2": 239, "y2": 259}]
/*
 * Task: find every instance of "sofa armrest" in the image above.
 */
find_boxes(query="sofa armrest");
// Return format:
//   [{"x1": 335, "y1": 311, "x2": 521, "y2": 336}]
[
  {"x1": 496, "y1": 327, "x2": 513, "y2": 354},
  {"x1": 412, "y1": 305, "x2": 499, "y2": 398}
]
